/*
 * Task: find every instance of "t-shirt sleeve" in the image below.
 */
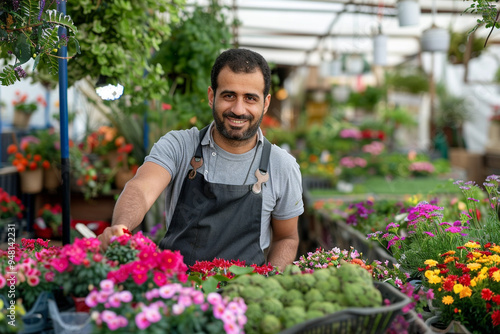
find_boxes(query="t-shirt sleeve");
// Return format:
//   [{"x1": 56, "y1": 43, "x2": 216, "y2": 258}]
[
  {"x1": 270, "y1": 148, "x2": 304, "y2": 221},
  {"x1": 144, "y1": 128, "x2": 197, "y2": 180}
]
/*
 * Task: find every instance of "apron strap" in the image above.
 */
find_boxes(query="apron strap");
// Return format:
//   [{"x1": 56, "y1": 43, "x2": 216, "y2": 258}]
[
  {"x1": 189, "y1": 125, "x2": 210, "y2": 179},
  {"x1": 259, "y1": 138, "x2": 272, "y2": 173}
]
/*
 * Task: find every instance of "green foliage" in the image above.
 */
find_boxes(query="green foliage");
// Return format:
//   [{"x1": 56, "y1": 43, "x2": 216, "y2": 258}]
[
  {"x1": 385, "y1": 67, "x2": 429, "y2": 95},
  {"x1": 150, "y1": 0, "x2": 233, "y2": 128},
  {"x1": 464, "y1": 0, "x2": 500, "y2": 36},
  {"x1": 0, "y1": 2, "x2": 79, "y2": 85},
  {"x1": 347, "y1": 86, "x2": 386, "y2": 111},
  {"x1": 448, "y1": 30, "x2": 487, "y2": 64},
  {"x1": 32, "y1": 0, "x2": 184, "y2": 103}
]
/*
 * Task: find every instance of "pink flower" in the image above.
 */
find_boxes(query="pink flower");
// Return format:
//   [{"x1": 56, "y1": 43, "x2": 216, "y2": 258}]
[
  {"x1": 119, "y1": 290, "x2": 133, "y2": 303},
  {"x1": 207, "y1": 292, "x2": 222, "y2": 305},
  {"x1": 135, "y1": 312, "x2": 150, "y2": 330},
  {"x1": 191, "y1": 290, "x2": 204, "y2": 305},
  {"x1": 172, "y1": 303, "x2": 185, "y2": 315},
  {"x1": 159, "y1": 284, "x2": 180, "y2": 299},
  {"x1": 143, "y1": 305, "x2": 161, "y2": 323},
  {"x1": 27, "y1": 275, "x2": 40, "y2": 287},
  {"x1": 108, "y1": 293, "x2": 122, "y2": 308},
  {"x1": 51, "y1": 257, "x2": 69, "y2": 272},
  {"x1": 100, "y1": 279, "x2": 114, "y2": 291},
  {"x1": 101, "y1": 310, "x2": 117, "y2": 323},
  {"x1": 0, "y1": 275, "x2": 5, "y2": 289},
  {"x1": 153, "y1": 271, "x2": 167, "y2": 287},
  {"x1": 213, "y1": 303, "x2": 225, "y2": 319},
  {"x1": 85, "y1": 291, "x2": 99, "y2": 308},
  {"x1": 44, "y1": 271, "x2": 55, "y2": 282},
  {"x1": 224, "y1": 320, "x2": 241, "y2": 334}
]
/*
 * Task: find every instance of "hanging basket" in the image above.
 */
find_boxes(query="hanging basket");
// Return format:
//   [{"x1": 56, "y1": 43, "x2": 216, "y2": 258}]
[
  {"x1": 20, "y1": 168, "x2": 44, "y2": 194},
  {"x1": 373, "y1": 34, "x2": 387, "y2": 66},
  {"x1": 397, "y1": 0, "x2": 420, "y2": 27},
  {"x1": 13, "y1": 110, "x2": 32, "y2": 129},
  {"x1": 421, "y1": 26, "x2": 450, "y2": 52}
]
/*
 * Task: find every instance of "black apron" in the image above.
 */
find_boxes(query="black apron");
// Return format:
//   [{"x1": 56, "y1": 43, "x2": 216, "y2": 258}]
[{"x1": 159, "y1": 126, "x2": 271, "y2": 267}]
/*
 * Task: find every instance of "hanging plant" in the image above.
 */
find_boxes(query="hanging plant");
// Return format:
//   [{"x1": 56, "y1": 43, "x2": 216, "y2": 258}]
[
  {"x1": 464, "y1": 0, "x2": 500, "y2": 46},
  {"x1": 0, "y1": 0, "x2": 79, "y2": 85}
]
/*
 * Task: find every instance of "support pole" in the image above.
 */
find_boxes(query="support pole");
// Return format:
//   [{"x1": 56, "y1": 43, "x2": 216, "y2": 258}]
[{"x1": 58, "y1": 0, "x2": 71, "y2": 245}]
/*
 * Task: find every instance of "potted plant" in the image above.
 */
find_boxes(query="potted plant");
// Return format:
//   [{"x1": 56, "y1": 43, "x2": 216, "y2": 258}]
[
  {"x1": 422, "y1": 241, "x2": 500, "y2": 332},
  {"x1": 49, "y1": 237, "x2": 112, "y2": 311},
  {"x1": 11, "y1": 91, "x2": 43, "y2": 129},
  {"x1": 86, "y1": 278, "x2": 246, "y2": 333},
  {"x1": 34, "y1": 204, "x2": 62, "y2": 239},
  {"x1": 7, "y1": 136, "x2": 50, "y2": 194}
]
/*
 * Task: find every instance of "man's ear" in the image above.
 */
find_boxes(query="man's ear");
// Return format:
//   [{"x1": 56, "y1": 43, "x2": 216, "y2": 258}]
[
  {"x1": 208, "y1": 87, "x2": 214, "y2": 108},
  {"x1": 264, "y1": 94, "x2": 271, "y2": 114}
]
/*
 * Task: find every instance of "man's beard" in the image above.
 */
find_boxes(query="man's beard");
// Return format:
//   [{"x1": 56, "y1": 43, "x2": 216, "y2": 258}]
[{"x1": 212, "y1": 105, "x2": 264, "y2": 141}]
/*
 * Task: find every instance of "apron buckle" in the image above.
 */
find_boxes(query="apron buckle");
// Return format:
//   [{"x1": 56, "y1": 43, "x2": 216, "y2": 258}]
[{"x1": 252, "y1": 169, "x2": 269, "y2": 194}]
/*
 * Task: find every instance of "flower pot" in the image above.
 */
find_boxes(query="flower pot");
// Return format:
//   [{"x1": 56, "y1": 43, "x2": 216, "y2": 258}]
[
  {"x1": 20, "y1": 168, "x2": 44, "y2": 194},
  {"x1": 13, "y1": 110, "x2": 32, "y2": 129},
  {"x1": 373, "y1": 34, "x2": 387, "y2": 66},
  {"x1": 115, "y1": 169, "x2": 134, "y2": 189},
  {"x1": 71, "y1": 295, "x2": 91, "y2": 313},
  {"x1": 44, "y1": 167, "x2": 61, "y2": 191},
  {"x1": 48, "y1": 299, "x2": 92, "y2": 334},
  {"x1": 421, "y1": 26, "x2": 450, "y2": 52},
  {"x1": 1, "y1": 291, "x2": 55, "y2": 334},
  {"x1": 397, "y1": 0, "x2": 420, "y2": 27},
  {"x1": 425, "y1": 315, "x2": 472, "y2": 334}
]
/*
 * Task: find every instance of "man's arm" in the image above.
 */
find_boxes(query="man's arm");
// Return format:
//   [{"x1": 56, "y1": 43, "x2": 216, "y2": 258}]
[
  {"x1": 267, "y1": 216, "x2": 300, "y2": 272},
  {"x1": 98, "y1": 161, "x2": 172, "y2": 250}
]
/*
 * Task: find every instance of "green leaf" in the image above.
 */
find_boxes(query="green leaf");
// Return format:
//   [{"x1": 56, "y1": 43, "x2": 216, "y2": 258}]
[
  {"x1": 14, "y1": 33, "x2": 32, "y2": 64},
  {"x1": 45, "y1": 10, "x2": 78, "y2": 33},
  {"x1": 201, "y1": 276, "x2": 219, "y2": 294},
  {"x1": 229, "y1": 265, "x2": 255, "y2": 275},
  {"x1": 0, "y1": 65, "x2": 19, "y2": 86}
]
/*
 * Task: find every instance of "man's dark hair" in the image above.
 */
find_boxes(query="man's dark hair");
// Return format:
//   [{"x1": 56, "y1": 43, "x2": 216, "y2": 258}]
[{"x1": 210, "y1": 48, "x2": 271, "y2": 96}]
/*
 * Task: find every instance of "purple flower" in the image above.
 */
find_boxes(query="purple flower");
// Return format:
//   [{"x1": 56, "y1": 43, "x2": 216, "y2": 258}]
[
  {"x1": 445, "y1": 226, "x2": 462, "y2": 233},
  {"x1": 15, "y1": 66, "x2": 27, "y2": 78},
  {"x1": 38, "y1": 0, "x2": 45, "y2": 20},
  {"x1": 423, "y1": 231, "x2": 435, "y2": 237}
]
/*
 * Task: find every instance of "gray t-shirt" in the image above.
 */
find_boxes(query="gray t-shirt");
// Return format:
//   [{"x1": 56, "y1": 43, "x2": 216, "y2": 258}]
[{"x1": 144, "y1": 122, "x2": 304, "y2": 250}]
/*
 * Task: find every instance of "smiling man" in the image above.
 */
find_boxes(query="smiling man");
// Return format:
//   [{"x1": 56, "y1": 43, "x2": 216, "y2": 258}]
[{"x1": 98, "y1": 48, "x2": 304, "y2": 271}]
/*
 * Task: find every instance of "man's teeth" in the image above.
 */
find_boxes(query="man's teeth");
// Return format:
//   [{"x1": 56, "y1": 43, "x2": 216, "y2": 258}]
[{"x1": 232, "y1": 120, "x2": 245, "y2": 124}]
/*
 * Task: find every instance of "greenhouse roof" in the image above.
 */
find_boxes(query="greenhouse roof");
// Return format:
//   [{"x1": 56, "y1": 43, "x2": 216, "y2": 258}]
[{"x1": 187, "y1": 0, "x2": 500, "y2": 68}]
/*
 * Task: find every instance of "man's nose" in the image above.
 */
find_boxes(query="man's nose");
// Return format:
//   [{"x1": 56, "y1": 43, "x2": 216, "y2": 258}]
[{"x1": 231, "y1": 98, "x2": 245, "y2": 115}]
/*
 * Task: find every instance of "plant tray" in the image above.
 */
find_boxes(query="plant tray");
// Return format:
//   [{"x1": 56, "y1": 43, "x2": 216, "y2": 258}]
[{"x1": 279, "y1": 282, "x2": 411, "y2": 334}]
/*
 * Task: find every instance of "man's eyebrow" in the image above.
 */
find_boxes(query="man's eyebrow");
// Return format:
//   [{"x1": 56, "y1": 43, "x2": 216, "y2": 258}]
[{"x1": 220, "y1": 90, "x2": 260, "y2": 100}]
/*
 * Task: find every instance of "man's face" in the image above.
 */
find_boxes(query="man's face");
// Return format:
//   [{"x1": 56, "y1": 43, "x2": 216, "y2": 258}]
[{"x1": 208, "y1": 67, "x2": 270, "y2": 142}]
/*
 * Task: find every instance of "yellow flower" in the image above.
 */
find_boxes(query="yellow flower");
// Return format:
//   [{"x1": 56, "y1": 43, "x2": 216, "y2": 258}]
[
  {"x1": 428, "y1": 275, "x2": 442, "y2": 284},
  {"x1": 425, "y1": 259, "x2": 439, "y2": 267},
  {"x1": 459, "y1": 286, "x2": 472, "y2": 299},
  {"x1": 490, "y1": 245, "x2": 500, "y2": 253},
  {"x1": 472, "y1": 252, "x2": 482, "y2": 259},
  {"x1": 470, "y1": 279, "x2": 477, "y2": 287},
  {"x1": 490, "y1": 254, "x2": 500, "y2": 262},
  {"x1": 492, "y1": 271, "x2": 500, "y2": 282},
  {"x1": 442, "y1": 295, "x2": 454, "y2": 305},
  {"x1": 453, "y1": 284, "x2": 464, "y2": 294},
  {"x1": 425, "y1": 270, "x2": 434, "y2": 279},
  {"x1": 467, "y1": 263, "x2": 482, "y2": 271},
  {"x1": 464, "y1": 241, "x2": 480, "y2": 249},
  {"x1": 477, "y1": 273, "x2": 487, "y2": 281}
]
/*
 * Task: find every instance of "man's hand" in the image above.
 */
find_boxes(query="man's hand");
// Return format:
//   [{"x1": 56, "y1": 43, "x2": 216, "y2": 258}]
[{"x1": 98, "y1": 224, "x2": 130, "y2": 252}]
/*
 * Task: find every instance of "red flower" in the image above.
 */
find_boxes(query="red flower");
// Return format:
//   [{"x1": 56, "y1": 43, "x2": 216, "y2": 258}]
[
  {"x1": 482, "y1": 288, "x2": 494, "y2": 301},
  {"x1": 492, "y1": 310, "x2": 500, "y2": 326},
  {"x1": 458, "y1": 274, "x2": 471, "y2": 286},
  {"x1": 443, "y1": 278, "x2": 456, "y2": 292},
  {"x1": 492, "y1": 295, "x2": 500, "y2": 305}
]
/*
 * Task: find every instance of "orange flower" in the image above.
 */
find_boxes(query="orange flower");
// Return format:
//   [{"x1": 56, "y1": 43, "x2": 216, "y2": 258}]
[
  {"x1": 42, "y1": 160, "x2": 50, "y2": 169},
  {"x1": 7, "y1": 144, "x2": 18, "y2": 154}
]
